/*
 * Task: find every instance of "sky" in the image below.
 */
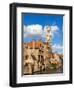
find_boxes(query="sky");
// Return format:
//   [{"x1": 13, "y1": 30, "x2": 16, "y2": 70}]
[{"x1": 22, "y1": 13, "x2": 63, "y2": 54}]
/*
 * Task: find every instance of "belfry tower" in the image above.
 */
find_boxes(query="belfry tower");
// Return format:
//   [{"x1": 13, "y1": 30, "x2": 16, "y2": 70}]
[{"x1": 45, "y1": 26, "x2": 52, "y2": 53}]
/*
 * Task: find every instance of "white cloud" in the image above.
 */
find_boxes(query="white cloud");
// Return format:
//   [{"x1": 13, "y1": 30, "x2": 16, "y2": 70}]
[
  {"x1": 52, "y1": 44, "x2": 63, "y2": 54},
  {"x1": 51, "y1": 25, "x2": 59, "y2": 32},
  {"x1": 52, "y1": 44, "x2": 63, "y2": 50},
  {"x1": 23, "y1": 24, "x2": 59, "y2": 41},
  {"x1": 24, "y1": 24, "x2": 43, "y2": 35}
]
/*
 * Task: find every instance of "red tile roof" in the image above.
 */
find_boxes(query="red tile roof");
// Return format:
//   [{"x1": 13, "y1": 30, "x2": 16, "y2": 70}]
[{"x1": 27, "y1": 41, "x2": 43, "y2": 48}]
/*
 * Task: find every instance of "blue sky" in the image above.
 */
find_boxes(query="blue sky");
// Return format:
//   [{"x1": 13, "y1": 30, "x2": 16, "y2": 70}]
[{"x1": 22, "y1": 13, "x2": 63, "y2": 54}]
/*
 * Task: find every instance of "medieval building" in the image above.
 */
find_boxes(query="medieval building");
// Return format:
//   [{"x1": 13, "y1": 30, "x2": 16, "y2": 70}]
[{"x1": 22, "y1": 26, "x2": 55, "y2": 75}]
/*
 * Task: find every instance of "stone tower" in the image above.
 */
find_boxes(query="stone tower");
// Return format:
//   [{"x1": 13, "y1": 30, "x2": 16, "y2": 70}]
[{"x1": 45, "y1": 25, "x2": 52, "y2": 53}]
